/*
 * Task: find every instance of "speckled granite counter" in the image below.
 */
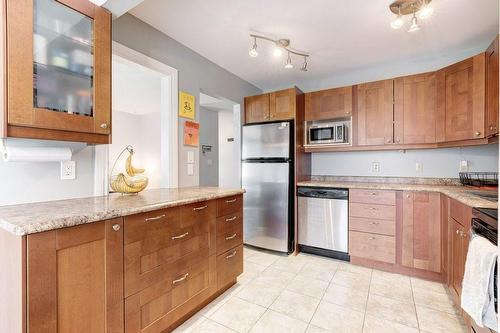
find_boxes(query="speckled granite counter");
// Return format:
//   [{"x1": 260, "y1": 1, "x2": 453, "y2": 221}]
[
  {"x1": 298, "y1": 177, "x2": 497, "y2": 209},
  {"x1": 0, "y1": 187, "x2": 245, "y2": 236}
]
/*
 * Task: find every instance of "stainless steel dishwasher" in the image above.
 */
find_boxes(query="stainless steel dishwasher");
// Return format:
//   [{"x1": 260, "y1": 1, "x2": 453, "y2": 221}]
[{"x1": 298, "y1": 186, "x2": 349, "y2": 260}]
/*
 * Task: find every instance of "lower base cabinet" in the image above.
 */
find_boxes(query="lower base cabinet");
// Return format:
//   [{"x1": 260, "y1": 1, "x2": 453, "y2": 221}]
[{"x1": 18, "y1": 195, "x2": 244, "y2": 333}]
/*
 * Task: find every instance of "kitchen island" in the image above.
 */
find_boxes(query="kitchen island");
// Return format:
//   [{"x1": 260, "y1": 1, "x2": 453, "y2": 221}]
[{"x1": 0, "y1": 187, "x2": 244, "y2": 333}]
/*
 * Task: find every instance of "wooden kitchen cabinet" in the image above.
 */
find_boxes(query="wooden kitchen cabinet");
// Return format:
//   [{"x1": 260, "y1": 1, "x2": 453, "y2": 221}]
[
  {"x1": 356, "y1": 79, "x2": 394, "y2": 145},
  {"x1": 4, "y1": 0, "x2": 112, "y2": 144},
  {"x1": 270, "y1": 88, "x2": 296, "y2": 121},
  {"x1": 394, "y1": 72, "x2": 437, "y2": 144},
  {"x1": 27, "y1": 218, "x2": 124, "y2": 333},
  {"x1": 305, "y1": 86, "x2": 353, "y2": 121},
  {"x1": 436, "y1": 54, "x2": 486, "y2": 142},
  {"x1": 401, "y1": 191, "x2": 441, "y2": 273},
  {"x1": 486, "y1": 35, "x2": 499, "y2": 137},
  {"x1": 244, "y1": 93, "x2": 270, "y2": 123}
]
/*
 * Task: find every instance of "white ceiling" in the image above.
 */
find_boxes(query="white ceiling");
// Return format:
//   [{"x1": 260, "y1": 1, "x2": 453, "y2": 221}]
[{"x1": 130, "y1": 0, "x2": 499, "y2": 91}]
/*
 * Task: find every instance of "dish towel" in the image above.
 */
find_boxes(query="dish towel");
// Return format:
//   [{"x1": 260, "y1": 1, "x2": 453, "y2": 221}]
[{"x1": 461, "y1": 234, "x2": 498, "y2": 330}]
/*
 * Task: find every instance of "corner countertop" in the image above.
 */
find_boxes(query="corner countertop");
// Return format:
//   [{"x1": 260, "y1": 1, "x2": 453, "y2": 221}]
[
  {"x1": 297, "y1": 180, "x2": 497, "y2": 209},
  {"x1": 0, "y1": 187, "x2": 245, "y2": 236}
]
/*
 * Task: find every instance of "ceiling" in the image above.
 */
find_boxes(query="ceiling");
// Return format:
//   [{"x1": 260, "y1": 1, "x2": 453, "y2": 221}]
[
  {"x1": 130, "y1": 0, "x2": 499, "y2": 91},
  {"x1": 200, "y1": 93, "x2": 236, "y2": 112}
]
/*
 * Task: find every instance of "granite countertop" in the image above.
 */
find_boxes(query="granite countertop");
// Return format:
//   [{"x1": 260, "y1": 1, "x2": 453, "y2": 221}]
[
  {"x1": 0, "y1": 187, "x2": 245, "y2": 236},
  {"x1": 297, "y1": 178, "x2": 498, "y2": 209}
]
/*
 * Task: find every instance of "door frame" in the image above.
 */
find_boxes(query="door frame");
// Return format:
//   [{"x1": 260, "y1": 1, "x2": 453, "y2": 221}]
[{"x1": 94, "y1": 42, "x2": 179, "y2": 195}]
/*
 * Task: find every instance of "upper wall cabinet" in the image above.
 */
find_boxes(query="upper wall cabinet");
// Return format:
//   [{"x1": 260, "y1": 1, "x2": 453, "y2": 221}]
[
  {"x1": 270, "y1": 88, "x2": 296, "y2": 121},
  {"x1": 436, "y1": 53, "x2": 486, "y2": 142},
  {"x1": 305, "y1": 86, "x2": 352, "y2": 121},
  {"x1": 356, "y1": 80, "x2": 394, "y2": 146},
  {"x1": 394, "y1": 72, "x2": 437, "y2": 144},
  {"x1": 244, "y1": 88, "x2": 297, "y2": 124},
  {"x1": 486, "y1": 36, "x2": 499, "y2": 137},
  {"x1": 244, "y1": 93, "x2": 270, "y2": 123},
  {"x1": 4, "y1": 0, "x2": 111, "y2": 144}
]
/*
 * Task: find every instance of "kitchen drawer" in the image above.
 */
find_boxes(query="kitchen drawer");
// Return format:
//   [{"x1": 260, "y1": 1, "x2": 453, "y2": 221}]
[
  {"x1": 349, "y1": 189, "x2": 396, "y2": 205},
  {"x1": 216, "y1": 213, "x2": 243, "y2": 255},
  {"x1": 349, "y1": 217, "x2": 395, "y2": 236},
  {"x1": 349, "y1": 202, "x2": 396, "y2": 220},
  {"x1": 181, "y1": 200, "x2": 216, "y2": 225},
  {"x1": 217, "y1": 195, "x2": 243, "y2": 217},
  {"x1": 124, "y1": 208, "x2": 210, "y2": 297},
  {"x1": 125, "y1": 252, "x2": 214, "y2": 333},
  {"x1": 217, "y1": 245, "x2": 243, "y2": 289},
  {"x1": 349, "y1": 231, "x2": 396, "y2": 264}
]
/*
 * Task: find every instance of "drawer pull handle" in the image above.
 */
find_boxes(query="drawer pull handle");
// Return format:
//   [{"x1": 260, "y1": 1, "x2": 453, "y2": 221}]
[
  {"x1": 226, "y1": 216, "x2": 237, "y2": 222},
  {"x1": 193, "y1": 205, "x2": 208, "y2": 211},
  {"x1": 369, "y1": 207, "x2": 377, "y2": 210},
  {"x1": 369, "y1": 192, "x2": 377, "y2": 195},
  {"x1": 368, "y1": 222, "x2": 379, "y2": 225},
  {"x1": 369, "y1": 237, "x2": 376, "y2": 240},
  {"x1": 172, "y1": 232, "x2": 189, "y2": 240},
  {"x1": 226, "y1": 251, "x2": 237, "y2": 259},
  {"x1": 226, "y1": 233, "x2": 237, "y2": 240},
  {"x1": 145, "y1": 214, "x2": 166, "y2": 222},
  {"x1": 226, "y1": 198, "x2": 237, "y2": 203},
  {"x1": 172, "y1": 273, "x2": 189, "y2": 285}
]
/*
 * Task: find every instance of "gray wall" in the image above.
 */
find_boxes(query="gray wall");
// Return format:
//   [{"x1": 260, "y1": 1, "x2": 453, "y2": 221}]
[
  {"x1": 112, "y1": 14, "x2": 262, "y2": 187},
  {"x1": 199, "y1": 108, "x2": 219, "y2": 186},
  {"x1": 0, "y1": 139, "x2": 95, "y2": 206},
  {"x1": 312, "y1": 144, "x2": 499, "y2": 178}
]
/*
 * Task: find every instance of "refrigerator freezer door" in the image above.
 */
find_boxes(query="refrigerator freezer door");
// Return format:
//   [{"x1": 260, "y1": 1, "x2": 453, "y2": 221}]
[
  {"x1": 242, "y1": 122, "x2": 290, "y2": 159},
  {"x1": 242, "y1": 161, "x2": 290, "y2": 252},
  {"x1": 298, "y1": 196, "x2": 348, "y2": 252}
]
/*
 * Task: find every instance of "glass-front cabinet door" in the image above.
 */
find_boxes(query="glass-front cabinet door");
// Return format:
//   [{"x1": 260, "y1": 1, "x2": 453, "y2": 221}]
[{"x1": 6, "y1": 0, "x2": 111, "y2": 143}]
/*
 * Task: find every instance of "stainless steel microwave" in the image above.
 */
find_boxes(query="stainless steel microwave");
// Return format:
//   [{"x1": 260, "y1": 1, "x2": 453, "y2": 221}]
[{"x1": 307, "y1": 121, "x2": 348, "y2": 145}]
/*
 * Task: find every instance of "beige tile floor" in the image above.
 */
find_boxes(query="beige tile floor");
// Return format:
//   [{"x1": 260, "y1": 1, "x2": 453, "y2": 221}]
[{"x1": 174, "y1": 246, "x2": 467, "y2": 333}]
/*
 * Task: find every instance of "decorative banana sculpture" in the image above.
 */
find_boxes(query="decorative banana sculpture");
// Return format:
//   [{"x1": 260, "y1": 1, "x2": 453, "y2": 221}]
[{"x1": 110, "y1": 145, "x2": 148, "y2": 194}]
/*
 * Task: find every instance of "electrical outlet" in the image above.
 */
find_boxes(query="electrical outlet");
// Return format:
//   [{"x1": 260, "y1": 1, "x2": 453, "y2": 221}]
[
  {"x1": 60, "y1": 161, "x2": 76, "y2": 180},
  {"x1": 415, "y1": 162, "x2": 423, "y2": 172},
  {"x1": 460, "y1": 160, "x2": 469, "y2": 172},
  {"x1": 372, "y1": 162, "x2": 380, "y2": 173}
]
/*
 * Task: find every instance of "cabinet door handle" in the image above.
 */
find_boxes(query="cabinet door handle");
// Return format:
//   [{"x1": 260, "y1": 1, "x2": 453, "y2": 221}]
[
  {"x1": 475, "y1": 131, "x2": 481, "y2": 137},
  {"x1": 225, "y1": 251, "x2": 237, "y2": 259},
  {"x1": 368, "y1": 222, "x2": 379, "y2": 225},
  {"x1": 145, "y1": 214, "x2": 166, "y2": 222},
  {"x1": 226, "y1": 198, "x2": 237, "y2": 203},
  {"x1": 369, "y1": 237, "x2": 376, "y2": 240},
  {"x1": 369, "y1": 192, "x2": 377, "y2": 196},
  {"x1": 490, "y1": 125, "x2": 497, "y2": 131},
  {"x1": 386, "y1": 139, "x2": 392, "y2": 143},
  {"x1": 225, "y1": 216, "x2": 237, "y2": 222},
  {"x1": 456, "y1": 230, "x2": 460, "y2": 235},
  {"x1": 100, "y1": 123, "x2": 108, "y2": 129},
  {"x1": 172, "y1": 273, "x2": 189, "y2": 285},
  {"x1": 225, "y1": 233, "x2": 237, "y2": 240},
  {"x1": 112, "y1": 224, "x2": 121, "y2": 231},
  {"x1": 172, "y1": 232, "x2": 189, "y2": 240},
  {"x1": 193, "y1": 205, "x2": 208, "y2": 211}
]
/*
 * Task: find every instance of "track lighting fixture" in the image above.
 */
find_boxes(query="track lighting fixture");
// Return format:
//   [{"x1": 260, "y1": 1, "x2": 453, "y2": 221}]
[
  {"x1": 248, "y1": 37, "x2": 258, "y2": 57},
  {"x1": 389, "y1": 0, "x2": 433, "y2": 32},
  {"x1": 248, "y1": 33, "x2": 310, "y2": 71},
  {"x1": 284, "y1": 52, "x2": 293, "y2": 69}
]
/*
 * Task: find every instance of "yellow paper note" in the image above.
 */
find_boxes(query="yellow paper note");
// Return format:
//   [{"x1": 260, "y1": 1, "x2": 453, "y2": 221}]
[{"x1": 179, "y1": 91, "x2": 195, "y2": 119}]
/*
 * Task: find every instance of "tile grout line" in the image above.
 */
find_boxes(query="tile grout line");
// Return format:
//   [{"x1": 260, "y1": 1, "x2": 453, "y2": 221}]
[
  {"x1": 409, "y1": 277, "x2": 422, "y2": 332},
  {"x1": 360, "y1": 268, "x2": 373, "y2": 333}
]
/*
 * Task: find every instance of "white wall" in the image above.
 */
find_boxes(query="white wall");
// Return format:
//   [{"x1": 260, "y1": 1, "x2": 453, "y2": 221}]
[
  {"x1": 312, "y1": 144, "x2": 499, "y2": 178},
  {"x1": 199, "y1": 108, "x2": 219, "y2": 186},
  {"x1": 218, "y1": 109, "x2": 240, "y2": 188},
  {"x1": 0, "y1": 139, "x2": 95, "y2": 206}
]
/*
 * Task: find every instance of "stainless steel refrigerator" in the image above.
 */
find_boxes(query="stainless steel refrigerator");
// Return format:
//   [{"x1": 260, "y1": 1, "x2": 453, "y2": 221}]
[{"x1": 242, "y1": 121, "x2": 294, "y2": 253}]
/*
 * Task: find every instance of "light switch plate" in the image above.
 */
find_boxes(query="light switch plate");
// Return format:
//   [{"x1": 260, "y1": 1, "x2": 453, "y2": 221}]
[
  {"x1": 187, "y1": 151, "x2": 194, "y2": 163},
  {"x1": 60, "y1": 160, "x2": 76, "y2": 180},
  {"x1": 460, "y1": 160, "x2": 469, "y2": 172},
  {"x1": 187, "y1": 163, "x2": 194, "y2": 176},
  {"x1": 415, "y1": 162, "x2": 423, "y2": 172}
]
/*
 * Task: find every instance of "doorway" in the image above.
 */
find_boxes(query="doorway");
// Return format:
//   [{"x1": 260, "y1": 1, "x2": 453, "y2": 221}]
[
  {"x1": 199, "y1": 93, "x2": 241, "y2": 188},
  {"x1": 93, "y1": 42, "x2": 179, "y2": 195}
]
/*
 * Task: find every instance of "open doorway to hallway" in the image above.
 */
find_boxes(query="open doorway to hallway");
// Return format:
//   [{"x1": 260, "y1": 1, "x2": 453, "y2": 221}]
[{"x1": 199, "y1": 93, "x2": 241, "y2": 188}]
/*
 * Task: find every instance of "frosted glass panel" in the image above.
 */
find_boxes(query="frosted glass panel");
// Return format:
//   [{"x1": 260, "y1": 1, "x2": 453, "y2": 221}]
[{"x1": 33, "y1": 0, "x2": 93, "y2": 116}]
